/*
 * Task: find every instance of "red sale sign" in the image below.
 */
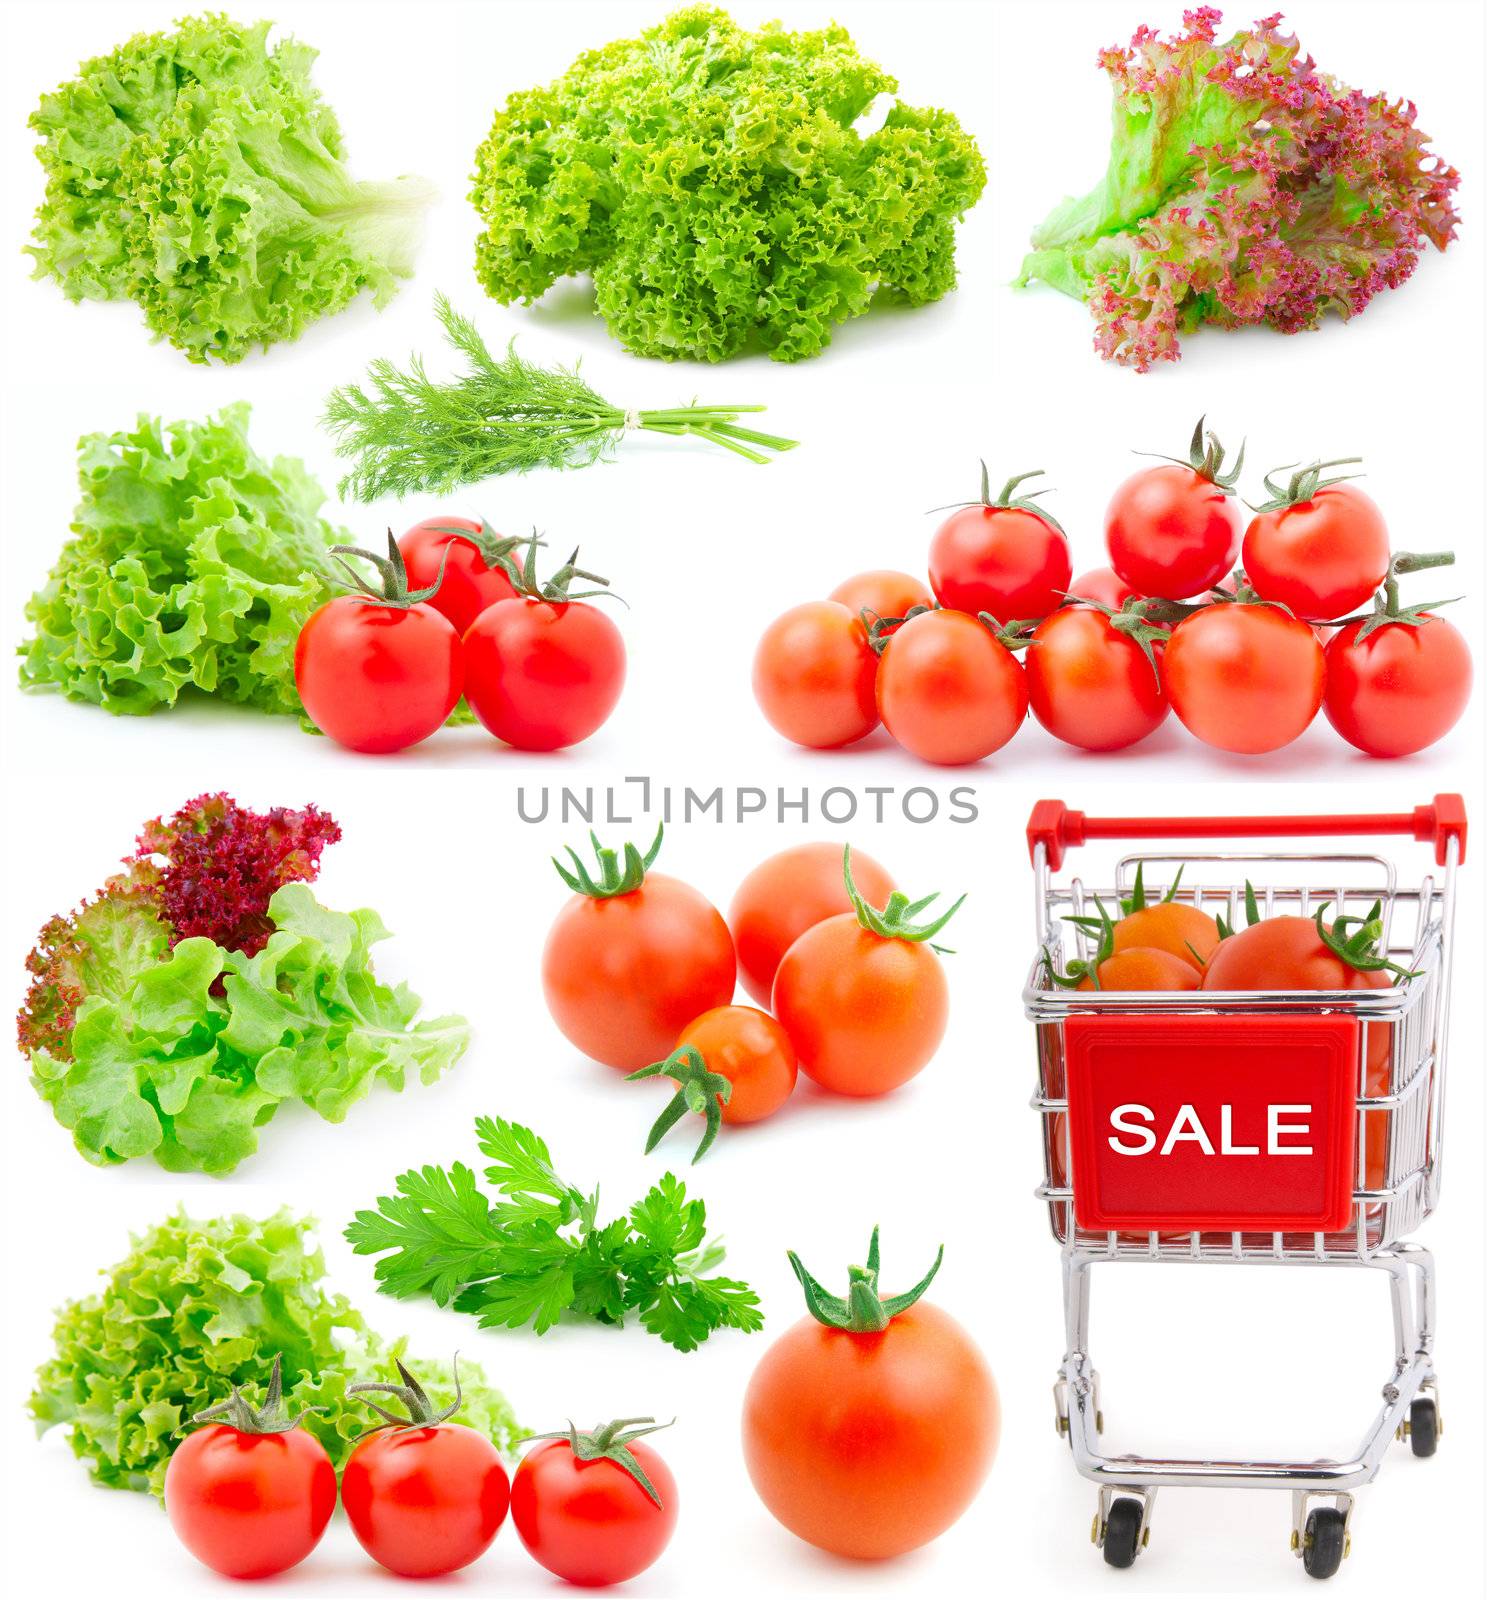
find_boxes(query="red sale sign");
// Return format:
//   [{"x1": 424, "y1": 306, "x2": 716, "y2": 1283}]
[{"x1": 1064, "y1": 1013, "x2": 1360, "y2": 1233}]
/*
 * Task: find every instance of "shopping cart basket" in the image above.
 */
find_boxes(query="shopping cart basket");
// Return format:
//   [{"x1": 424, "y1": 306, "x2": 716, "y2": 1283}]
[{"x1": 1024, "y1": 796, "x2": 1466, "y2": 1579}]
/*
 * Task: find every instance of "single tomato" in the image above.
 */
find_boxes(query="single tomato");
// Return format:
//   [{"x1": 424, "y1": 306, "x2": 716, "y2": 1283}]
[
  {"x1": 512, "y1": 1420, "x2": 678, "y2": 1588},
  {"x1": 1114, "y1": 903, "x2": 1221, "y2": 971},
  {"x1": 828, "y1": 570, "x2": 934, "y2": 628},
  {"x1": 164, "y1": 1358, "x2": 336, "y2": 1580},
  {"x1": 729, "y1": 841, "x2": 896, "y2": 1005},
  {"x1": 742, "y1": 1230, "x2": 998, "y2": 1560},
  {"x1": 342, "y1": 1360, "x2": 510, "y2": 1579},
  {"x1": 1024, "y1": 605, "x2": 1168, "y2": 751},
  {"x1": 399, "y1": 516, "x2": 529, "y2": 634},
  {"x1": 1323, "y1": 612, "x2": 1472, "y2": 758},
  {"x1": 543, "y1": 826, "x2": 736, "y2": 1071},
  {"x1": 1241, "y1": 467, "x2": 1390, "y2": 620},
  {"x1": 928, "y1": 466, "x2": 1072, "y2": 620},
  {"x1": 1163, "y1": 599, "x2": 1324, "y2": 753},
  {"x1": 876, "y1": 608, "x2": 1028, "y2": 766},
  {"x1": 772, "y1": 851, "x2": 961, "y2": 1096},
  {"x1": 1105, "y1": 420, "x2": 1244, "y2": 599},
  {"x1": 753, "y1": 601, "x2": 879, "y2": 749},
  {"x1": 295, "y1": 534, "x2": 462, "y2": 754}
]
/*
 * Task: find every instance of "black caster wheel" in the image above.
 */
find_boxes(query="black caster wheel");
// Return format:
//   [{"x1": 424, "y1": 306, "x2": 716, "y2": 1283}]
[
  {"x1": 1301, "y1": 1507, "x2": 1347, "y2": 1580},
  {"x1": 1102, "y1": 1498, "x2": 1145, "y2": 1569},
  {"x1": 1409, "y1": 1396, "x2": 1439, "y2": 1458}
]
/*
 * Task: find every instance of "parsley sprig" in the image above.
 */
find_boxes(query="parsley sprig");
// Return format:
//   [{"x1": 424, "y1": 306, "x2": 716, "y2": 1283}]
[{"x1": 345, "y1": 1117, "x2": 763, "y2": 1352}]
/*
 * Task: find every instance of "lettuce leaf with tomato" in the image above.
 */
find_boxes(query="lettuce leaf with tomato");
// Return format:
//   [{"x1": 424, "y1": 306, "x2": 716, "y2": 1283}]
[{"x1": 1017, "y1": 9, "x2": 1461, "y2": 370}]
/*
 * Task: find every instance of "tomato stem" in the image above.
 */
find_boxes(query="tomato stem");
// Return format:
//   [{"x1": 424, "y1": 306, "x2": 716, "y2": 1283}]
[
  {"x1": 843, "y1": 846, "x2": 964, "y2": 948},
  {"x1": 625, "y1": 1045, "x2": 733, "y2": 1164},
  {"x1": 787, "y1": 1226, "x2": 944, "y2": 1332},
  {"x1": 519, "y1": 1418, "x2": 675, "y2": 1506},
  {"x1": 1134, "y1": 414, "x2": 1245, "y2": 493},
  {"x1": 329, "y1": 529, "x2": 454, "y2": 609},
  {"x1": 552, "y1": 823, "x2": 665, "y2": 898},
  {"x1": 348, "y1": 1355, "x2": 466, "y2": 1435},
  {"x1": 427, "y1": 518, "x2": 542, "y2": 580},
  {"x1": 176, "y1": 1354, "x2": 326, "y2": 1438},
  {"x1": 926, "y1": 462, "x2": 1066, "y2": 535},
  {"x1": 1246, "y1": 456, "x2": 1363, "y2": 512}
]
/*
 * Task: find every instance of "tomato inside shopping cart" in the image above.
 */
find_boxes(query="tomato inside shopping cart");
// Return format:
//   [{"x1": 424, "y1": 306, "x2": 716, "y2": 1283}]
[{"x1": 1065, "y1": 1013, "x2": 1361, "y2": 1233}]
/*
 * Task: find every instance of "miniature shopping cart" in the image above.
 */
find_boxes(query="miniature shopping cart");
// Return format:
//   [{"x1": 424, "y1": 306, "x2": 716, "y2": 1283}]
[{"x1": 1023, "y1": 797, "x2": 1466, "y2": 1580}]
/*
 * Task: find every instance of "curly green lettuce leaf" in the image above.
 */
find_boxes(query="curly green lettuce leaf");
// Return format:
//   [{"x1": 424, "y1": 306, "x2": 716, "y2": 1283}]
[
  {"x1": 19, "y1": 404, "x2": 342, "y2": 717},
  {"x1": 29, "y1": 14, "x2": 431, "y2": 363},
  {"x1": 1016, "y1": 9, "x2": 1461, "y2": 370},
  {"x1": 29, "y1": 1208, "x2": 520, "y2": 1497},
  {"x1": 470, "y1": 4, "x2": 985, "y2": 362},
  {"x1": 28, "y1": 886, "x2": 470, "y2": 1176}
]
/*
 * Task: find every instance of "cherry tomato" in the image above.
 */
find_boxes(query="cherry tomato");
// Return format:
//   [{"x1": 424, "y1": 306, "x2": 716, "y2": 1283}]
[
  {"x1": 1163, "y1": 603, "x2": 1324, "y2": 753},
  {"x1": 742, "y1": 1232, "x2": 998, "y2": 1560},
  {"x1": 753, "y1": 601, "x2": 879, "y2": 749},
  {"x1": 928, "y1": 468, "x2": 1072, "y2": 619},
  {"x1": 164, "y1": 1362, "x2": 336, "y2": 1580},
  {"x1": 1323, "y1": 613, "x2": 1472, "y2": 757},
  {"x1": 1242, "y1": 483, "x2": 1390, "y2": 620},
  {"x1": 772, "y1": 861, "x2": 959, "y2": 1096},
  {"x1": 876, "y1": 609, "x2": 1027, "y2": 766},
  {"x1": 512, "y1": 1422, "x2": 678, "y2": 1587},
  {"x1": 728, "y1": 842, "x2": 896, "y2": 1005},
  {"x1": 399, "y1": 516, "x2": 524, "y2": 634},
  {"x1": 1114, "y1": 902, "x2": 1221, "y2": 971},
  {"x1": 828, "y1": 570, "x2": 933, "y2": 627},
  {"x1": 1024, "y1": 606, "x2": 1168, "y2": 751},
  {"x1": 543, "y1": 829, "x2": 736, "y2": 1071},
  {"x1": 1105, "y1": 422, "x2": 1244, "y2": 599},
  {"x1": 1069, "y1": 566, "x2": 1142, "y2": 609},
  {"x1": 674, "y1": 1005, "x2": 798, "y2": 1123},
  {"x1": 1078, "y1": 947, "x2": 1201, "y2": 991},
  {"x1": 295, "y1": 598, "x2": 461, "y2": 755}
]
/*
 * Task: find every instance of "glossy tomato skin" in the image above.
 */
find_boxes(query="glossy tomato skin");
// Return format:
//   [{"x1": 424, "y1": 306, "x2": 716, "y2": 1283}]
[
  {"x1": 543, "y1": 875, "x2": 736, "y2": 1071},
  {"x1": 164, "y1": 1424, "x2": 336, "y2": 1579},
  {"x1": 1242, "y1": 487, "x2": 1389, "y2": 620},
  {"x1": 1025, "y1": 606, "x2": 1168, "y2": 751},
  {"x1": 753, "y1": 601, "x2": 879, "y2": 749},
  {"x1": 742, "y1": 1303, "x2": 998, "y2": 1560},
  {"x1": 342, "y1": 1423, "x2": 510, "y2": 1579},
  {"x1": 1069, "y1": 566, "x2": 1141, "y2": 609},
  {"x1": 512, "y1": 1438, "x2": 678, "y2": 1587},
  {"x1": 876, "y1": 609, "x2": 1027, "y2": 766},
  {"x1": 1105, "y1": 465, "x2": 1242, "y2": 600},
  {"x1": 295, "y1": 598, "x2": 462, "y2": 754},
  {"x1": 928, "y1": 506, "x2": 1072, "y2": 620},
  {"x1": 400, "y1": 517, "x2": 520, "y2": 635},
  {"x1": 1078, "y1": 948, "x2": 1201, "y2": 991},
  {"x1": 728, "y1": 842, "x2": 896, "y2": 1005},
  {"x1": 1163, "y1": 605, "x2": 1324, "y2": 753},
  {"x1": 463, "y1": 597, "x2": 624, "y2": 751},
  {"x1": 828, "y1": 570, "x2": 933, "y2": 625},
  {"x1": 676, "y1": 1005, "x2": 797, "y2": 1123},
  {"x1": 1323, "y1": 615, "x2": 1473, "y2": 757},
  {"x1": 773, "y1": 915, "x2": 947, "y2": 1095},
  {"x1": 1114, "y1": 903, "x2": 1221, "y2": 971}
]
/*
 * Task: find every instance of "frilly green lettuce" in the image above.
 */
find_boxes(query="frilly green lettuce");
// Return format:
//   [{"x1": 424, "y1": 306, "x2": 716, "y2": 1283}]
[
  {"x1": 30, "y1": 1207, "x2": 520, "y2": 1497},
  {"x1": 28, "y1": 14, "x2": 431, "y2": 363},
  {"x1": 470, "y1": 5, "x2": 985, "y2": 362}
]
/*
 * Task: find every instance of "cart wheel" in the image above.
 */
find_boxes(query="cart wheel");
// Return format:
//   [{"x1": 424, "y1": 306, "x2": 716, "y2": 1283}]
[
  {"x1": 1409, "y1": 1397, "x2": 1439, "y2": 1458},
  {"x1": 1301, "y1": 1508, "x2": 1347, "y2": 1580},
  {"x1": 1102, "y1": 1498, "x2": 1145, "y2": 1569}
]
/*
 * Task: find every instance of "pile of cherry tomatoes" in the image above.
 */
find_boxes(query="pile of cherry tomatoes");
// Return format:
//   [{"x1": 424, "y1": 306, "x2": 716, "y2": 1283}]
[
  {"x1": 753, "y1": 421, "x2": 1472, "y2": 762},
  {"x1": 296, "y1": 519, "x2": 626, "y2": 755},
  {"x1": 540, "y1": 830, "x2": 961, "y2": 1159}
]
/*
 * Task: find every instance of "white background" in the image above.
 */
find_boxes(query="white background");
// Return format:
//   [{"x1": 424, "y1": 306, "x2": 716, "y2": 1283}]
[{"x1": 0, "y1": 2, "x2": 1482, "y2": 1597}]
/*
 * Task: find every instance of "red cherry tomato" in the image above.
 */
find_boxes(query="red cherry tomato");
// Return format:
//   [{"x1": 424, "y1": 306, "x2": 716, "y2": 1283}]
[
  {"x1": 876, "y1": 609, "x2": 1027, "y2": 766},
  {"x1": 399, "y1": 517, "x2": 523, "y2": 634},
  {"x1": 463, "y1": 596, "x2": 625, "y2": 750},
  {"x1": 1024, "y1": 606, "x2": 1169, "y2": 751},
  {"x1": 512, "y1": 1425, "x2": 678, "y2": 1588},
  {"x1": 728, "y1": 842, "x2": 896, "y2": 1005},
  {"x1": 928, "y1": 469, "x2": 1072, "y2": 619},
  {"x1": 342, "y1": 1424, "x2": 510, "y2": 1578},
  {"x1": 753, "y1": 601, "x2": 879, "y2": 749},
  {"x1": 164, "y1": 1369, "x2": 336, "y2": 1581},
  {"x1": 543, "y1": 831, "x2": 736, "y2": 1071},
  {"x1": 1105, "y1": 423, "x2": 1244, "y2": 600},
  {"x1": 828, "y1": 569, "x2": 933, "y2": 627},
  {"x1": 1163, "y1": 603, "x2": 1324, "y2": 753},
  {"x1": 1068, "y1": 565, "x2": 1141, "y2": 609},
  {"x1": 295, "y1": 596, "x2": 461, "y2": 754},
  {"x1": 1323, "y1": 613, "x2": 1473, "y2": 757},
  {"x1": 1242, "y1": 483, "x2": 1390, "y2": 620}
]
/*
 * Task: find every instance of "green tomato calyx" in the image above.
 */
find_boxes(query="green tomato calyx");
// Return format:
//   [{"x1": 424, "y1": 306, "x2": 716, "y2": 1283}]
[
  {"x1": 178, "y1": 1353, "x2": 325, "y2": 1438},
  {"x1": 789, "y1": 1226, "x2": 944, "y2": 1333},
  {"x1": 349, "y1": 1354, "x2": 466, "y2": 1434},
  {"x1": 522, "y1": 1417, "x2": 675, "y2": 1507},
  {"x1": 553, "y1": 823, "x2": 664, "y2": 898}
]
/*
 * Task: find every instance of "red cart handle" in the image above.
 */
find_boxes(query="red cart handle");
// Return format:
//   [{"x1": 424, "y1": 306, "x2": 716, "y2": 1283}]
[{"x1": 1027, "y1": 794, "x2": 1467, "y2": 870}]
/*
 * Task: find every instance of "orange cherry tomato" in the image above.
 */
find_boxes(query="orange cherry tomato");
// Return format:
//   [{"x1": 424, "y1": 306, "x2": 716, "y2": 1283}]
[
  {"x1": 828, "y1": 570, "x2": 933, "y2": 627},
  {"x1": 675, "y1": 1006, "x2": 798, "y2": 1124},
  {"x1": 1113, "y1": 902, "x2": 1222, "y2": 972},
  {"x1": 1078, "y1": 947, "x2": 1202, "y2": 991}
]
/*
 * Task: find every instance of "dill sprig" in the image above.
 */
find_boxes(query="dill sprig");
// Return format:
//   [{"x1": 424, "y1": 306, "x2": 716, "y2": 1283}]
[{"x1": 323, "y1": 295, "x2": 798, "y2": 501}]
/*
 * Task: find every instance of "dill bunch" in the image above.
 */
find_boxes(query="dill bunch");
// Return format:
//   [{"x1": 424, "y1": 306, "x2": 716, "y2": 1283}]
[{"x1": 323, "y1": 295, "x2": 797, "y2": 500}]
